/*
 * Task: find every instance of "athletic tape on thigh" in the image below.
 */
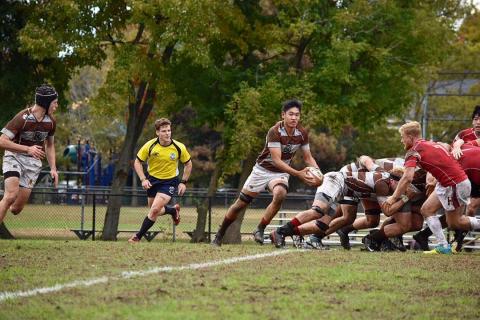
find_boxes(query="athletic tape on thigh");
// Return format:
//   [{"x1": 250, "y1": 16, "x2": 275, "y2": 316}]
[
  {"x1": 239, "y1": 192, "x2": 253, "y2": 204},
  {"x1": 315, "y1": 220, "x2": 329, "y2": 231},
  {"x1": 311, "y1": 205, "x2": 326, "y2": 215}
]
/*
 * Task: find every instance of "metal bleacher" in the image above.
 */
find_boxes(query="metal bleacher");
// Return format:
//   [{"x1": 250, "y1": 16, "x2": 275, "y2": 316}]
[{"x1": 262, "y1": 210, "x2": 480, "y2": 251}]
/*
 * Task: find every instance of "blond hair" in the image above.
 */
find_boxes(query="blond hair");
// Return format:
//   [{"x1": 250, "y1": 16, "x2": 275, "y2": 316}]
[
  {"x1": 154, "y1": 118, "x2": 171, "y2": 130},
  {"x1": 399, "y1": 121, "x2": 421, "y2": 138}
]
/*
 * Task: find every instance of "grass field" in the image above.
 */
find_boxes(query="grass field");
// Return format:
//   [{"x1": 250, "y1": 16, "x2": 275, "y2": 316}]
[{"x1": 0, "y1": 239, "x2": 479, "y2": 320}]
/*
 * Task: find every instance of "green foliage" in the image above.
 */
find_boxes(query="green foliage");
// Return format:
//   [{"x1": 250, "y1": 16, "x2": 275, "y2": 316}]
[{"x1": 0, "y1": 1, "x2": 70, "y2": 125}]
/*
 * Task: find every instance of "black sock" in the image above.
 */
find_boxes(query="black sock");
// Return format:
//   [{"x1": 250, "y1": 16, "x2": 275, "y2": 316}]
[
  {"x1": 164, "y1": 205, "x2": 176, "y2": 216},
  {"x1": 136, "y1": 216, "x2": 155, "y2": 239},
  {"x1": 418, "y1": 227, "x2": 433, "y2": 238},
  {"x1": 370, "y1": 229, "x2": 387, "y2": 242},
  {"x1": 217, "y1": 217, "x2": 235, "y2": 238},
  {"x1": 279, "y1": 222, "x2": 295, "y2": 236},
  {"x1": 340, "y1": 224, "x2": 356, "y2": 235},
  {"x1": 439, "y1": 214, "x2": 447, "y2": 229}
]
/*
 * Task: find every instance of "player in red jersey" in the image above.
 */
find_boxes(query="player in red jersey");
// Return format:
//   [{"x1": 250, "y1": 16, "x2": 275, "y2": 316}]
[
  {"x1": 451, "y1": 105, "x2": 480, "y2": 159},
  {"x1": 386, "y1": 122, "x2": 480, "y2": 254}
]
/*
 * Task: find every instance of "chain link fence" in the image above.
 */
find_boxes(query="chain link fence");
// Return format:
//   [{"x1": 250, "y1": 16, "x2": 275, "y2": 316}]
[{"x1": 0, "y1": 187, "x2": 316, "y2": 242}]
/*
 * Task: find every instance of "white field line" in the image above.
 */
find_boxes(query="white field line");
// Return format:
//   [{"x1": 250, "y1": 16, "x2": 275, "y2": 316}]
[{"x1": 0, "y1": 249, "x2": 299, "y2": 303}]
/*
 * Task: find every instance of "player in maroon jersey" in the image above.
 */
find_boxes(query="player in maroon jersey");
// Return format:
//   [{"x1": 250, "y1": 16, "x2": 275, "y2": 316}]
[
  {"x1": 211, "y1": 99, "x2": 321, "y2": 246},
  {"x1": 269, "y1": 169, "x2": 411, "y2": 248},
  {"x1": 451, "y1": 105, "x2": 480, "y2": 159},
  {"x1": 386, "y1": 121, "x2": 480, "y2": 254},
  {"x1": 0, "y1": 84, "x2": 59, "y2": 225}
]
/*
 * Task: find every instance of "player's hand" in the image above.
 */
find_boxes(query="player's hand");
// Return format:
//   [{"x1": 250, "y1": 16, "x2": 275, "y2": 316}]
[
  {"x1": 28, "y1": 145, "x2": 45, "y2": 159},
  {"x1": 452, "y1": 146, "x2": 463, "y2": 160},
  {"x1": 50, "y1": 169, "x2": 59, "y2": 188},
  {"x1": 385, "y1": 196, "x2": 396, "y2": 205},
  {"x1": 299, "y1": 168, "x2": 317, "y2": 187},
  {"x1": 178, "y1": 182, "x2": 186, "y2": 196},
  {"x1": 141, "y1": 179, "x2": 151, "y2": 190}
]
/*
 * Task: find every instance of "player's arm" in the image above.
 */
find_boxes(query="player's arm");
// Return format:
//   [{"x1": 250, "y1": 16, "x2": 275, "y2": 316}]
[
  {"x1": 45, "y1": 136, "x2": 58, "y2": 187},
  {"x1": 178, "y1": 160, "x2": 192, "y2": 196},
  {"x1": 301, "y1": 146, "x2": 319, "y2": 169},
  {"x1": 0, "y1": 134, "x2": 45, "y2": 159},
  {"x1": 134, "y1": 158, "x2": 151, "y2": 190},
  {"x1": 270, "y1": 147, "x2": 316, "y2": 186},
  {"x1": 386, "y1": 166, "x2": 415, "y2": 205},
  {"x1": 358, "y1": 155, "x2": 378, "y2": 171},
  {"x1": 378, "y1": 196, "x2": 407, "y2": 217},
  {"x1": 451, "y1": 138, "x2": 464, "y2": 159}
]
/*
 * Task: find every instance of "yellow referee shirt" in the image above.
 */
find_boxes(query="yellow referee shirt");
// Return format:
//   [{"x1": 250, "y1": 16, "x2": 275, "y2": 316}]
[{"x1": 137, "y1": 138, "x2": 191, "y2": 180}]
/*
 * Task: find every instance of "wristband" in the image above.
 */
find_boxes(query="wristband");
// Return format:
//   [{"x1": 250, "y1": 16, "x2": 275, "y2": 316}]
[
  {"x1": 180, "y1": 179, "x2": 188, "y2": 184},
  {"x1": 400, "y1": 194, "x2": 409, "y2": 203}
]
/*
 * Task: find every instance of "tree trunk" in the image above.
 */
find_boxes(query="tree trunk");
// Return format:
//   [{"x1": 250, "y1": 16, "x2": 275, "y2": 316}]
[
  {"x1": 101, "y1": 82, "x2": 155, "y2": 240},
  {"x1": 191, "y1": 165, "x2": 220, "y2": 243},
  {"x1": 0, "y1": 222, "x2": 14, "y2": 239},
  {"x1": 222, "y1": 154, "x2": 257, "y2": 244}
]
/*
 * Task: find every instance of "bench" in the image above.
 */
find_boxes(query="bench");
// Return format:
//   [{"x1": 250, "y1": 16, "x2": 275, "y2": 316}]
[{"x1": 71, "y1": 229, "x2": 163, "y2": 241}]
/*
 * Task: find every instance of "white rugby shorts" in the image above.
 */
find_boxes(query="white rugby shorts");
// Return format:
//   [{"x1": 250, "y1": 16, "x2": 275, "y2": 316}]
[
  {"x1": 435, "y1": 179, "x2": 471, "y2": 211},
  {"x1": 2, "y1": 151, "x2": 42, "y2": 189},
  {"x1": 243, "y1": 164, "x2": 289, "y2": 193}
]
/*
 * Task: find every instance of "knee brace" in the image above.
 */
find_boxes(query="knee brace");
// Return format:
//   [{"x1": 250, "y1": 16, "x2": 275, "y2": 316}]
[
  {"x1": 239, "y1": 192, "x2": 254, "y2": 204},
  {"x1": 272, "y1": 183, "x2": 288, "y2": 193}
]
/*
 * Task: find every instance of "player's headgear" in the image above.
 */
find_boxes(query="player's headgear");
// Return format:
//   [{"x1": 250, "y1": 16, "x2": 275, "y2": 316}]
[
  {"x1": 35, "y1": 84, "x2": 58, "y2": 111},
  {"x1": 282, "y1": 99, "x2": 302, "y2": 112},
  {"x1": 471, "y1": 105, "x2": 480, "y2": 119}
]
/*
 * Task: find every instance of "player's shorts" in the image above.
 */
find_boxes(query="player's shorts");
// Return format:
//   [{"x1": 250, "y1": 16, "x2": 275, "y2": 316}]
[
  {"x1": 2, "y1": 152, "x2": 42, "y2": 189},
  {"x1": 314, "y1": 172, "x2": 348, "y2": 205},
  {"x1": 243, "y1": 164, "x2": 289, "y2": 193},
  {"x1": 146, "y1": 176, "x2": 178, "y2": 198},
  {"x1": 435, "y1": 179, "x2": 471, "y2": 211}
]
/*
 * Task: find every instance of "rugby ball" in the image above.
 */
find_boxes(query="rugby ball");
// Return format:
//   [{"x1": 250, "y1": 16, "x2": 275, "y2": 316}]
[{"x1": 306, "y1": 167, "x2": 323, "y2": 186}]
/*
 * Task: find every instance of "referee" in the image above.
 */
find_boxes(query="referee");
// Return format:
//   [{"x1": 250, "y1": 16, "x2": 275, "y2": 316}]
[{"x1": 129, "y1": 118, "x2": 192, "y2": 243}]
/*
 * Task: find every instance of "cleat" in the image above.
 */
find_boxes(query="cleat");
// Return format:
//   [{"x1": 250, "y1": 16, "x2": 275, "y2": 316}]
[
  {"x1": 270, "y1": 229, "x2": 285, "y2": 248},
  {"x1": 336, "y1": 229, "x2": 351, "y2": 250},
  {"x1": 304, "y1": 235, "x2": 329, "y2": 250},
  {"x1": 211, "y1": 233, "x2": 222, "y2": 247},
  {"x1": 390, "y1": 236, "x2": 406, "y2": 252},
  {"x1": 424, "y1": 244, "x2": 452, "y2": 255},
  {"x1": 128, "y1": 235, "x2": 140, "y2": 243},
  {"x1": 380, "y1": 239, "x2": 396, "y2": 252},
  {"x1": 172, "y1": 204, "x2": 181, "y2": 225},
  {"x1": 451, "y1": 230, "x2": 467, "y2": 253},
  {"x1": 413, "y1": 232, "x2": 430, "y2": 251},
  {"x1": 362, "y1": 235, "x2": 380, "y2": 252},
  {"x1": 253, "y1": 228, "x2": 265, "y2": 245}
]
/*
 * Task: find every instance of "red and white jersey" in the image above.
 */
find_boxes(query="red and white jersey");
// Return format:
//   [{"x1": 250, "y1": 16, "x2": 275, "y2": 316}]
[
  {"x1": 256, "y1": 121, "x2": 309, "y2": 173},
  {"x1": 453, "y1": 128, "x2": 479, "y2": 144},
  {"x1": 405, "y1": 139, "x2": 467, "y2": 187},
  {"x1": 458, "y1": 145, "x2": 480, "y2": 185}
]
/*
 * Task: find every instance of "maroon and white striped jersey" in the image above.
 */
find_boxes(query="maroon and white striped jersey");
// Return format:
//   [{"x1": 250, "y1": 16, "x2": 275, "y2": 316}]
[{"x1": 256, "y1": 121, "x2": 309, "y2": 173}]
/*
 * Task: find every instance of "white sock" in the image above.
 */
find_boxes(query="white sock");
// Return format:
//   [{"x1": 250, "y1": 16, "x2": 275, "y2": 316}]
[
  {"x1": 426, "y1": 216, "x2": 448, "y2": 246},
  {"x1": 468, "y1": 216, "x2": 480, "y2": 230}
]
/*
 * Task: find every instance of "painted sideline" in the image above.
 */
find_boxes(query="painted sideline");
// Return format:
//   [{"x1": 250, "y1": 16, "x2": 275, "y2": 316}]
[{"x1": 0, "y1": 250, "x2": 298, "y2": 303}]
